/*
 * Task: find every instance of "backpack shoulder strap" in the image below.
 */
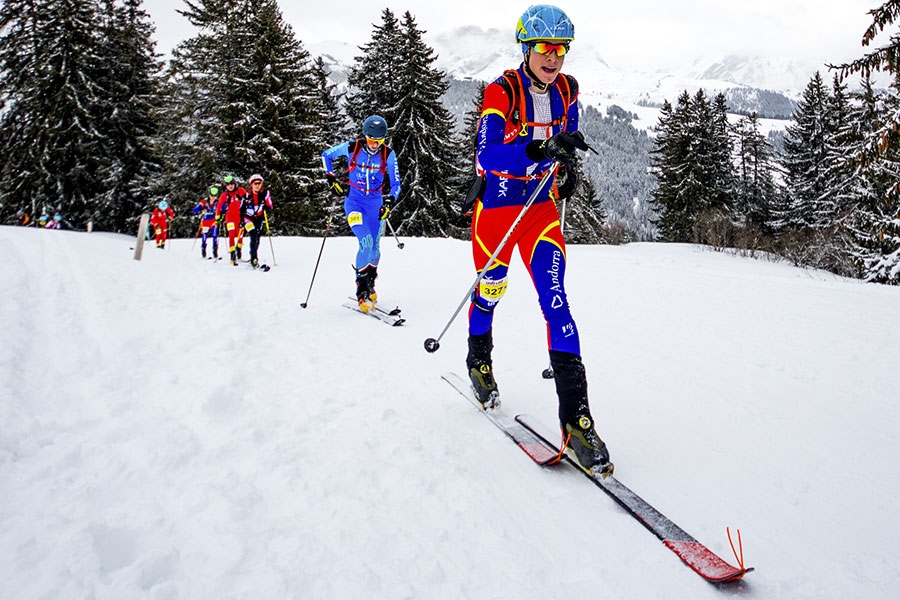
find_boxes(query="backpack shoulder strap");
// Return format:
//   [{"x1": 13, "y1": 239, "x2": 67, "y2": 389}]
[
  {"x1": 379, "y1": 144, "x2": 390, "y2": 176},
  {"x1": 348, "y1": 139, "x2": 364, "y2": 172}
]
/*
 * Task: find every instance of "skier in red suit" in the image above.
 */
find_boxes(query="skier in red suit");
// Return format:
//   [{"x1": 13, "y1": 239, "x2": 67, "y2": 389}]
[
  {"x1": 150, "y1": 200, "x2": 175, "y2": 248},
  {"x1": 216, "y1": 175, "x2": 247, "y2": 265}
]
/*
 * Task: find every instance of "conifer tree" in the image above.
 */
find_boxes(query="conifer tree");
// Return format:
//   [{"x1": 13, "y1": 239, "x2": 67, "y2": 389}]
[
  {"x1": 833, "y1": 1, "x2": 900, "y2": 158},
  {"x1": 93, "y1": 0, "x2": 163, "y2": 232},
  {"x1": 391, "y1": 12, "x2": 460, "y2": 236},
  {"x1": 818, "y1": 74, "x2": 854, "y2": 229},
  {"x1": 848, "y1": 74, "x2": 900, "y2": 282},
  {"x1": 732, "y1": 112, "x2": 780, "y2": 231},
  {"x1": 559, "y1": 160, "x2": 605, "y2": 244},
  {"x1": 0, "y1": 0, "x2": 45, "y2": 217},
  {"x1": 650, "y1": 92, "x2": 704, "y2": 241},
  {"x1": 779, "y1": 71, "x2": 831, "y2": 230},
  {"x1": 345, "y1": 9, "x2": 404, "y2": 128},
  {"x1": 434, "y1": 82, "x2": 483, "y2": 239},
  {"x1": 708, "y1": 92, "x2": 736, "y2": 212},
  {"x1": 0, "y1": 0, "x2": 108, "y2": 226},
  {"x1": 163, "y1": 0, "x2": 325, "y2": 234},
  {"x1": 310, "y1": 55, "x2": 352, "y2": 220},
  {"x1": 161, "y1": 0, "x2": 244, "y2": 224},
  {"x1": 345, "y1": 10, "x2": 462, "y2": 236}
]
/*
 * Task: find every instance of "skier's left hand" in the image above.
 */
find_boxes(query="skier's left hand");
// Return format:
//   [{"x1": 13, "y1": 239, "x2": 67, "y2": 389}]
[
  {"x1": 526, "y1": 130, "x2": 589, "y2": 165},
  {"x1": 379, "y1": 195, "x2": 394, "y2": 220}
]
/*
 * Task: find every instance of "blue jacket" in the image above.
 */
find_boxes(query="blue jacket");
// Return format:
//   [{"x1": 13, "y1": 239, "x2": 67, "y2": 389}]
[
  {"x1": 477, "y1": 66, "x2": 579, "y2": 209},
  {"x1": 321, "y1": 140, "x2": 401, "y2": 202}
]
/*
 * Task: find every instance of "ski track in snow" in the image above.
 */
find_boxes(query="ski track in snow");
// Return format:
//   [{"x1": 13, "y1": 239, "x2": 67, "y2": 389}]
[{"x1": 1, "y1": 225, "x2": 899, "y2": 599}]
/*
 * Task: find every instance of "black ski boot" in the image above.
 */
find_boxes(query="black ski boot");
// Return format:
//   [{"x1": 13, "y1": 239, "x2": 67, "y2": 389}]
[
  {"x1": 355, "y1": 266, "x2": 375, "y2": 312},
  {"x1": 213, "y1": 244, "x2": 219, "y2": 260},
  {"x1": 466, "y1": 330, "x2": 499, "y2": 409},
  {"x1": 552, "y1": 350, "x2": 613, "y2": 477},
  {"x1": 202, "y1": 246, "x2": 207, "y2": 258},
  {"x1": 367, "y1": 265, "x2": 378, "y2": 304},
  {"x1": 237, "y1": 246, "x2": 242, "y2": 260},
  {"x1": 230, "y1": 250, "x2": 238, "y2": 265}
]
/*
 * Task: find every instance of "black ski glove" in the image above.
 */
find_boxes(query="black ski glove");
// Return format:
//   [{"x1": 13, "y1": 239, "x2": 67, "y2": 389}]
[
  {"x1": 525, "y1": 131, "x2": 589, "y2": 165},
  {"x1": 379, "y1": 195, "x2": 394, "y2": 220},
  {"x1": 326, "y1": 173, "x2": 344, "y2": 196},
  {"x1": 556, "y1": 163, "x2": 579, "y2": 200}
]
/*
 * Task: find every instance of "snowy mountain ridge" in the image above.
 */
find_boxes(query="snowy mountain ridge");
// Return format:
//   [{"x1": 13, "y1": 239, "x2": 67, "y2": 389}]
[{"x1": 309, "y1": 25, "x2": 837, "y2": 111}]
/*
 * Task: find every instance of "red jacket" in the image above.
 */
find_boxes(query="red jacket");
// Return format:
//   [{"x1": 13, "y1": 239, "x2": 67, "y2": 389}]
[
  {"x1": 150, "y1": 206, "x2": 175, "y2": 226},
  {"x1": 217, "y1": 187, "x2": 247, "y2": 223}
]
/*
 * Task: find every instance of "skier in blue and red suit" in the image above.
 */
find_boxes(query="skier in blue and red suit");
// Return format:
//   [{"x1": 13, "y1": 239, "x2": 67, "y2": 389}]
[
  {"x1": 193, "y1": 186, "x2": 220, "y2": 259},
  {"x1": 321, "y1": 114, "x2": 402, "y2": 312},
  {"x1": 465, "y1": 4, "x2": 611, "y2": 476}
]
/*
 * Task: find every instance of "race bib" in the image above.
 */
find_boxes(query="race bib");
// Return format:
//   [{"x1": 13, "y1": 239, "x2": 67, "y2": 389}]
[
  {"x1": 202, "y1": 226, "x2": 209, "y2": 233},
  {"x1": 245, "y1": 222, "x2": 255, "y2": 232},
  {"x1": 226, "y1": 222, "x2": 235, "y2": 231},
  {"x1": 479, "y1": 276, "x2": 508, "y2": 301},
  {"x1": 347, "y1": 211, "x2": 363, "y2": 227}
]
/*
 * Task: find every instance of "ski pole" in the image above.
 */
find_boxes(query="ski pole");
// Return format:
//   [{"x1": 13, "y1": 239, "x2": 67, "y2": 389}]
[
  {"x1": 385, "y1": 217, "x2": 405, "y2": 249},
  {"x1": 424, "y1": 161, "x2": 560, "y2": 353},
  {"x1": 264, "y1": 210, "x2": 277, "y2": 267},
  {"x1": 191, "y1": 218, "x2": 202, "y2": 252},
  {"x1": 542, "y1": 196, "x2": 567, "y2": 379},
  {"x1": 300, "y1": 217, "x2": 332, "y2": 309}
]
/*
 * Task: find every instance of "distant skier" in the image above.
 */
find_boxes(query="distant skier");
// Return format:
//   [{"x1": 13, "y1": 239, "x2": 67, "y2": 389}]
[
  {"x1": 464, "y1": 5, "x2": 611, "y2": 476},
  {"x1": 193, "y1": 187, "x2": 220, "y2": 259},
  {"x1": 44, "y1": 214, "x2": 62, "y2": 229},
  {"x1": 16, "y1": 209, "x2": 30, "y2": 226},
  {"x1": 240, "y1": 174, "x2": 272, "y2": 268},
  {"x1": 150, "y1": 200, "x2": 175, "y2": 249},
  {"x1": 320, "y1": 114, "x2": 402, "y2": 312},
  {"x1": 216, "y1": 175, "x2": 247, "y2": 265},
  {"x1": 37, "y1": 213, "x2": 49, "y2": 228}
]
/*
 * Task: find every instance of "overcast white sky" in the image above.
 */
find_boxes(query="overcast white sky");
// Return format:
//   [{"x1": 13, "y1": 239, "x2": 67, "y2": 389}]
[{"x1": 144, "y1": 0, "x2": 884, "y2": 69}]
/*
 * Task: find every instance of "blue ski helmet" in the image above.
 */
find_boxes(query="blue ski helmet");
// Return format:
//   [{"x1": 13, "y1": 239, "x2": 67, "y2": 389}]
[
  {"x1": 54, "y1": 214, "x2": 61, "y2": 221},
  {"x1": 515, "y1": 5, "x2": 574, "y2": 52},
  {"x1": 362, "y1": 115, "x2": 388, "y2": 139},
  {"x1": 158, "y1": 200, "x2": 169, "y2": 210}
]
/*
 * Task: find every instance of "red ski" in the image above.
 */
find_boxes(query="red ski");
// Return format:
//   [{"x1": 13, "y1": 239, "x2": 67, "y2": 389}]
[
  {"x1": 515, "y1": 414, "x2": 753, "y2": 583},
  {"x1": 441, "y1": 372, "x2": 558, "y2": 465}
]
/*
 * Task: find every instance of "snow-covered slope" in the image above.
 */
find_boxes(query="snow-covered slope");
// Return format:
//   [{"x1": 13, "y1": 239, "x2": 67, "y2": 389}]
[{"x1": 2, "y1": 225, "x2": 899, "y2": 598}]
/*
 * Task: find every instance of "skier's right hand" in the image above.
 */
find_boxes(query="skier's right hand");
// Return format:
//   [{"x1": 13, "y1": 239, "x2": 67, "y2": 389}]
[{"x1": 326, "y1": 173, "x2": 344, "y2": 195}]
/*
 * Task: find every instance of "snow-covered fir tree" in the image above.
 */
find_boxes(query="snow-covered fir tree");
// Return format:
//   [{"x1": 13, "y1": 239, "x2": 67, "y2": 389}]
[
  {"x1": 93, "y1": 0, "x2": 163, "y2": 232},
  {"x1": 345, "y1": 10, "x2": 463, "y2": 237},
  {"x1": 344, "y1": 9, "x2": 404, "y2": 129},
  {"x1": 558, "y1": 160, "x2": 605, "y2": 245},
  {"x1": 832, "y1": 0, "x2": 900, "y2": 282},
  {"x1": 848, "y1": 74, "x2": 900, "y2": 283},
  {"x1": 732, "y1": 112, "x2": 781, "y2": 233},
  {"x1": 391, "y1": 11, "x2": 462, "y2": 236},
  {"x1": 650, "y1": 90, "x2": 734, "y2": 242},
  {"x1": 0, "y1": 0, "x2": 108, "y2": 227},
  {"x1": 779, "y1": 71, "x2": 831, "y2": 230},
  {"x1": 310, "y1": 55, "x2": 352, "y2": 223},
  {"x1": 163, "y1": 0, "x2": 327, "y2": 234}
]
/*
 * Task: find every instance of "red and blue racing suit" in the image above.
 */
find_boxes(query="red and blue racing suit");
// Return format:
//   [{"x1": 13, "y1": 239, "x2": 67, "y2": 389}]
[{"x1": 470, "y1": 65, "x2": 581, "y2": 356}]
